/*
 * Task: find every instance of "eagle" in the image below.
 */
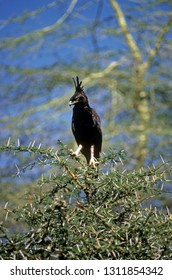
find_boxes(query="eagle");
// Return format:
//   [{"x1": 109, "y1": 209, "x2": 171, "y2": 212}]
[{"x1": 69, "y1": 76, "x2": 102, "y2": 167}]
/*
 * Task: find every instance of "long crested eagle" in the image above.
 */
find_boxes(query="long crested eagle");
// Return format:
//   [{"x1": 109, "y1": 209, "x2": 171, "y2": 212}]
[{"x1": 69, "y1": 76, "x2": 102, "y2": 166}]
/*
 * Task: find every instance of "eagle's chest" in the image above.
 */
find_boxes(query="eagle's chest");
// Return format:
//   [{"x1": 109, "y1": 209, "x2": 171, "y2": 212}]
[{"x1": 72, "y1": 106, "x2": 94, "y2": 134}]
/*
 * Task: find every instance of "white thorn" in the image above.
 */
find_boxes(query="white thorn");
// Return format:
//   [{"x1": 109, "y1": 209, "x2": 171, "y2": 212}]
[
  {"x1": 15, "y1": 164, "x2": 20, "y2": 176},
  {"x1": 122, "y1": 169, "x2": 127, "y2": 174},
  {"x1": 160, "y1": 154, "x2": 165, "y2": 164},
  {"x1": 28, "y1": 142, "x2": 32, "y2": 148},
  {"x1": 31, "y1": 140, "x2": 35, "y2": 148},
  {"x1": 152, "y1": 164, "x2": 156, "y2": 170},
  {"x1": 4, "y1": 201, "x2": 8, "y2": 209},
  {"x1": 54, "y1": 151, "x2": 59, "y2": 159},
  {"x1": 160, "y1": 182, "x2": 164, "y2": 191},
  {"x1": 119, "y1": 156, "x2": 124, "y2": 165},
  {"x1": 17, "y1": 138, "x2": 20, "y2": 147},
  {"x1": 38, "y1": 143, "x2": 42, "y2": 150},
  {"x1": 166, "y1": 206, "x2": 170, "y2": 215},
  {"x1": 6, "y1": 137, "x2": 11, "y2": 147}
]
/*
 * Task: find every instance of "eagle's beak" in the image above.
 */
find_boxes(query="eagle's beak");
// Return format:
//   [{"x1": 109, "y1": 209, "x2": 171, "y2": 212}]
[
  {"x1": 69, "y1": 100, "x2": 78, "y2": 106},
  {"x1": 69, "y1": 101, "x2": 73, "y2": 106}
]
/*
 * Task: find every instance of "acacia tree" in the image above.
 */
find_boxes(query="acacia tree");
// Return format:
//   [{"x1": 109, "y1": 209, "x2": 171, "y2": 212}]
[
  {"x1": 0, "y1": 142, "x2": 172, "y2": 259},
  {"x1": 0, "y1": 0, "x2": 172, "y2": 227}
]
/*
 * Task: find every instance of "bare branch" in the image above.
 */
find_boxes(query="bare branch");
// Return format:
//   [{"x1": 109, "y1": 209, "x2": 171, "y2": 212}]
[
  {"x1": 0, "y1": 0, "x2": 78, "y2": 50},
  {"x1": 83, "y1": 61, "x2": 119, "y2": 84},
  {"x1": 144, "y1": 15, "x2": 172, "y2": 71},
  {"x1": 41, "y1": 0, "x2": 77, "y2": 33},
  {"x1": 109, "y1": 0, "x2": 142, "y2": 62},
  {"x1": 0, "y1": 1, "x2": 59, "y2": 30}
]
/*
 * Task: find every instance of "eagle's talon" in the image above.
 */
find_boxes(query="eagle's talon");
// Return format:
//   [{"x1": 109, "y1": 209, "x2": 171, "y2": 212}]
[
  {"x1": 89, "y1": 158, "x2": 99, "y2": 169},
  {"x1": 70, "y1": 144, "x2": 83, "y2": 157},
  {"x1": 69, "y1": 149, "x2": 77, "y2": 156}
]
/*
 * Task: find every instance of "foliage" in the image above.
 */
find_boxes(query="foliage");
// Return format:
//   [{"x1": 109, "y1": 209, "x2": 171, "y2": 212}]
[{"x1": 0, "y1": 141, "x2": 171, "y2": 260}]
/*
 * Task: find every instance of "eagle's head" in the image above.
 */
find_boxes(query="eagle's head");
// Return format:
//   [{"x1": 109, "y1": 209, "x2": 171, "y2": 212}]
[{"x1": 69, "y1": 76, "x2": 88, "y2": 106}]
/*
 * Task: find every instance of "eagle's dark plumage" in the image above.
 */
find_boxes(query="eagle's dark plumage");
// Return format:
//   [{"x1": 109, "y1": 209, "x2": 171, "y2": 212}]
[{"x1": 69, "y1": 76, "x2": 102, "y2": 166}]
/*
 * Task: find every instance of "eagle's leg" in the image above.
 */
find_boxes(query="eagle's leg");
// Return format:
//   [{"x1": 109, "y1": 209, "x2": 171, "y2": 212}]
[
  {"x1": 70, "y1": 144, "x2": 83, "y2": 157},
  {"x1": 89, "y1": 145, "x2": 98, "y2": 168}
]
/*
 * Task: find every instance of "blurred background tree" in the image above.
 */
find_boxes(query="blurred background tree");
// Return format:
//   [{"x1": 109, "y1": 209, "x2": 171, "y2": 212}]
[{"x1": 0, "y1": 0, "x2": 172, "y2": 230}]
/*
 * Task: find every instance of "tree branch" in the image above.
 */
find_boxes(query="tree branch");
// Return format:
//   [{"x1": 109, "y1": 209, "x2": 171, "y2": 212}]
[
  {"x1": 0, "y1": 1, "x2": 59, "y2": 30},
  {"x1": 0, "y1": 0, "x2": 78, "y2": 50},
  {"x1": 109, "y1": 0, "x2": 142, "y2": 62},
  {"x1": 83, "y1": 60, "x2": 119, "y2": 84},
  {"x1": 144, "y1": 15, "x2": 172, "y2": 72}
]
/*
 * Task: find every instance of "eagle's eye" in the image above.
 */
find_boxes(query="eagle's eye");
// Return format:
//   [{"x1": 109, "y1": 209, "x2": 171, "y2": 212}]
[{"x1": 77, "y1": 95, "x2": 85, "y2": 102}]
